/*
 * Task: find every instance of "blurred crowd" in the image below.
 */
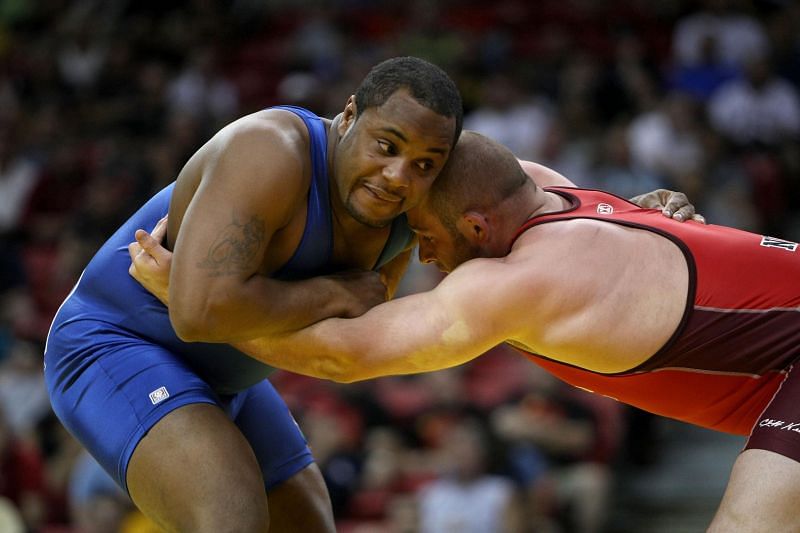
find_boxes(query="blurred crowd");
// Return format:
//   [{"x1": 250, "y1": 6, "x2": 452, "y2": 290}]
[{"x1": 0, "y1": 0, "x2": 798, "y2": 531}]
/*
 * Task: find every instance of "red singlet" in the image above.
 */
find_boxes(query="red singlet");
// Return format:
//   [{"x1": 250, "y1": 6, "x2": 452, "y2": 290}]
[{"x1": 511, "y1": 187, "x2": 800, "y2": 458}]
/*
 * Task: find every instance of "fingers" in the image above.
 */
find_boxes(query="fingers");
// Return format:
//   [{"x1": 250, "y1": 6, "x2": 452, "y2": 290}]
[
  {"x1": 127, "y1": 241, "x2": 152, "y2": 279},
  {"x1": 128, "y1": 217, "x2": 171, "y2": 282},
  {"x1": 661, "y1": 192, "x2": 690, "y2": 217},
  {"x1": 128, "y1": 241, "x2": 141, "y2": 262},
  {"x1": 661, "y1": 206, "x2": 706, "y2": 223},
  {"x1": 671, "y1": 205, "x2": 694, "y2": 222},
  {"x1": 128, "y1": 242, "x2": 140, "y2": 278},
  {"x1": 151, "y1": 216, "x2": 168, "y2": 243},
  {"x1": 135, "y1": 229, "x2": 171, "y2": 264}
]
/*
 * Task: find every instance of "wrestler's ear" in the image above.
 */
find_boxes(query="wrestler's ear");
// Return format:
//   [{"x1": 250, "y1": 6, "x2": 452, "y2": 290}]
[
  {"x1": 457, "y1": 211, "x2": 489, "y2": 244},
  {"x1": 338, "y1": 95, "x2": 357, "y2": 135}
]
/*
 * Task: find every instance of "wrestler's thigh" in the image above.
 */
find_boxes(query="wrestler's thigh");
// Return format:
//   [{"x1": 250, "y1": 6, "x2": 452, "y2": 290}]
[
  {"x1": 232, "y1": 380, "x2": 335, "y2": 533},
  {"x1": 709, "y1": 448, "x2": 800, "y2": 532},
  {"x1": 46, "y1": 331, "x2": 218, "y2": 490},
  {"x1": 267, "y1": 463, "x2": 334, "y2": 533},
  {"x1": 48, "y1": 331, "x2": 270, "y2": 531},
  {"x1": 127, "y1": 403, "x2": 269, "y2": 532},
  {"x1": 710, "y1": 365, "x2": 800, "y2": 532}
]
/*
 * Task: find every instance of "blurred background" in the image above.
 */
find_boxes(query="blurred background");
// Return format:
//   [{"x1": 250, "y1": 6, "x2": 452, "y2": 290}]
[{"x1": 0, "y1": 0, "x2": 798, "y2": 531}]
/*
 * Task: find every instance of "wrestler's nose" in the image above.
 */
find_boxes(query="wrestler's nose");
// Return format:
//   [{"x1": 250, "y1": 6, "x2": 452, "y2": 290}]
[{"x1": 382, "y1": 159, "x2": 410, "y2": 190}]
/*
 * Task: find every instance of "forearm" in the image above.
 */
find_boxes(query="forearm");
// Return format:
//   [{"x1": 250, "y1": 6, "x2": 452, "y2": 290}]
[
  {"x1": 170, "y1": 274, "x2": 350, "y2": 343},
  {"x1": 231, "y1": 322, "x2": 453, "y2": 384},
  {"x1": 232, "y1": 286, "x2": 502, "y2": 382},
  {"x1": 231, "y1": 324, "x2": 357, "y2": 382}
]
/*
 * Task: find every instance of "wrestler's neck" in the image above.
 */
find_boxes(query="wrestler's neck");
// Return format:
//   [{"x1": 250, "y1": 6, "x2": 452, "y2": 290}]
[
  {"x1": 524, "y1": 187, "x2": 570, "y2": 223},
  {"x1": 499, "y1": 182, "x2": 568, "y2": 236},
  {"x1": 325, "y1": 115, "x2": 341, "y2": 174},
  {"x1": 471, "y1": 183, "x2": 558, "y2": 257}
]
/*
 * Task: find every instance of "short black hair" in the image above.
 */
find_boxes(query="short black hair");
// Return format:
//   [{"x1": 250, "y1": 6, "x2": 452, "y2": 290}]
[{"x1": 354, "y1": 56, "x2": 463, "y2": 146}]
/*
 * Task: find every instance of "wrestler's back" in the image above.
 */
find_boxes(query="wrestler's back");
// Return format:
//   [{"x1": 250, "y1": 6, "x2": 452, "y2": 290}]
[
  {"x1": 509, "y1": 187, "x2": 800, "y2": 433},
  {"x1": 509, "y1": 216, "x2": 689, "y2": 373}
]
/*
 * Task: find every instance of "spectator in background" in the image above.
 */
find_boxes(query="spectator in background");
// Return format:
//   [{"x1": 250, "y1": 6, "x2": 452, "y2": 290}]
[
  {"x1": 672, "y1": 0, "x2": 769, "y2": 69},
  {"x1": 68, "y1": 451, "x2": 134, "y2": 533},
  {"x1": 56, "y1": 26, "x2": 108, "y2": 95},
  {"x1": 418, "y1": 417, "x2": 522, "y2": 533},
  {"x1": 668, "y1": 35, "x2": 740, "y2": 102},
  {"x1": 0, "y1": 405, "x2": 47, "y2": 532},
  {"x1": 0, "y1": 125, "x2": 41, "y2": 236},
  {"x1": 707, "y1": 52, "x2": 800, "y2": 234},
  {"x1": 586, "y1": 120, "x2": 665, "y2": 199},
  {"x1": 708, "y1": 53, "x2": 800, "y2": 147},
  {"x1": 290, "y1": 6, "x2": 345, "y2": 80},
  {"x1": 465, "y1": 72, "x2": 554, "y2": 161},
  {"x1": 0, "y1": 340, "x2": 50, "y2": 439},
  {"x1": 492, "y1": 369, "x2": 614, "y2": 533},
  {"x1": 766, "y1": 2, "x2": 800, "y2": 90},
  {"x1": 166, "y1": 46, "x2": 240, "y2": 131},
  {"x1": 694, "y1": 129, "x2": 761, "y2": 231},
  {"x1": 0, "y1": 497, "x2": 24, "y2": 533},
  {"x1": 594, "y1": 31, "x2": 662, "y2": 122},
  {"x1": 627, "y1": 92, "x2": 706, "y2": 187}
]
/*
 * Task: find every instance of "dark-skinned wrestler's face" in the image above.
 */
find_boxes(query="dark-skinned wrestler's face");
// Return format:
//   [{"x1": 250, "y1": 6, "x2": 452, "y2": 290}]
[{"x1": 332, "y1": 90, "x2": 455, "y2": 228}]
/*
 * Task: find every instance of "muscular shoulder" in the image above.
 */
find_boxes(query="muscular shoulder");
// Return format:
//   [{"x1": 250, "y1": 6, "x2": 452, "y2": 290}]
[
  {"x1": 208, "y1": 109, "x2": 311, "y2": 182},
  {"x1": 511, "y1": 217, "x2": 676, "y2": 300},
  {"x1": 170, "y1": 108, "x2": 324, "y2": 241},
  {"x1": 512, "y1": 219, "x2": 608, "y2": 270},
  {"x1": 507, "y1": 220, "x2": 625, "y2": 310},
  {"x1": 193, "y1": 110, "x2": 319, "y2": 217}
]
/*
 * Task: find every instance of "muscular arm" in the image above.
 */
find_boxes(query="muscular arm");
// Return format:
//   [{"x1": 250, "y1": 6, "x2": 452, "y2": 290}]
[
  {"x1": 234, "y1": 257, "x2": 525, "y2": 382},
  {"x1": 168, "y1": 112, "x2": 361, "y2": 342}
]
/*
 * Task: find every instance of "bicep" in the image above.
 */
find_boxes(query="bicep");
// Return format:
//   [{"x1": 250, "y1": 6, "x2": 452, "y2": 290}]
[
  {"x1": 171, "y1": 123, "x2": 305, "y2": 301},
  {"x1": 337, "y1": 260, "x2": 518, "y2": 378}
]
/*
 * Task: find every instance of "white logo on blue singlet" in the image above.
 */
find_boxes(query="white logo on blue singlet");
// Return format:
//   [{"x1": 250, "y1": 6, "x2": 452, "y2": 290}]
[{"x1": 149, "y1": 386, "x2": 170, "y2": 405}]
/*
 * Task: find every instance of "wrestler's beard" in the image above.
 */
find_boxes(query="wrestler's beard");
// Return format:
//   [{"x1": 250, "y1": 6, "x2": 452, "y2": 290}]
[
  {"x1": 443, "y1": 230, "x2": 483, "y2": 273},
  {"x1": 344, "y1": 193, "x2": 394, "y2": 229}
]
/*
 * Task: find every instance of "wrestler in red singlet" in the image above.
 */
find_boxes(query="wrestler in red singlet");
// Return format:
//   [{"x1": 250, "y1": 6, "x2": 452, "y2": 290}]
[{"x1": 512, "y1": 186, "x2": 800, "y2": 460}]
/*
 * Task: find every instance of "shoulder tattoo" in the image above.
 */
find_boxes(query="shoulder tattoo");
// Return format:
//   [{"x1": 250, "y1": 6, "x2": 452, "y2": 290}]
[{"x1": 197, "y1": 215, "x2": 266, "y2": 276}]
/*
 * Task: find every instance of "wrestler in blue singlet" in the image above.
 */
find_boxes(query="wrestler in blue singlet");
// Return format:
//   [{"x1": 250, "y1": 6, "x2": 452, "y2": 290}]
[{"x1": 44, "y1": 106, "x2": 413, "y2": 491}]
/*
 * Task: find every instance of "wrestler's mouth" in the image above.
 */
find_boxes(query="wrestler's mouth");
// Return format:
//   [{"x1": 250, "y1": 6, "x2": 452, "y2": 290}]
[{"x1": 363, "y1": 183, "x2": 402, "y2": 203}]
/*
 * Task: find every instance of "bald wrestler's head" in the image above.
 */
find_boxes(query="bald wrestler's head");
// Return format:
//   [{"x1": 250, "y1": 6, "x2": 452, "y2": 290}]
[
  {"x1": 407, "y1": 131, "x2": 535, "y2": 272},
  {"x1": 424, "y1": 131, "x2": 531, "y2": 232}
]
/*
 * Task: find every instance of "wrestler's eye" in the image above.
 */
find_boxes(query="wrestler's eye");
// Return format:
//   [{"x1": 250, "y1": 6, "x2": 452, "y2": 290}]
[
  {"x1": 416, "y1": 160, "x2": 434, "y2": 172},
  {"x1": 377, "y1": 140, "x2": 397, "y2": 155}
]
